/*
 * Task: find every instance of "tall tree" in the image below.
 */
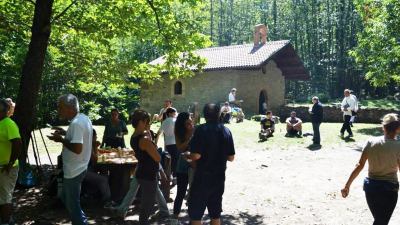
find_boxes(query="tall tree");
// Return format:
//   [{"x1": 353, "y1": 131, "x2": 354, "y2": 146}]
[
  {"x1": 350, "y1": 0, "x2": 400, "y2": 86},
  {"x1": 10, "y1": 0, "x2": 209, "y2": 163}
]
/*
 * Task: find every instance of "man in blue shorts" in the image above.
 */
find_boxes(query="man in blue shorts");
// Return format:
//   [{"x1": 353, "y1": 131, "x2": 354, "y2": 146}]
[{"x1": 188, "y1": 103, "x2": 235, "y2": 225}]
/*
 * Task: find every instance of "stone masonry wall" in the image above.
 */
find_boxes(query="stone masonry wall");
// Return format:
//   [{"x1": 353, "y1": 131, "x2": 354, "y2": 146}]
[
  {"x1": 278, "y1": 105, "x2": 400, "y2": 123},
  {"x1": 140, "y1": 60, "x2": 285, "y2": 115}
]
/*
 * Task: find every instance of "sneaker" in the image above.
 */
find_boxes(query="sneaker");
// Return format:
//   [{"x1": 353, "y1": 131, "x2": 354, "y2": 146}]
[
  {"x1": 299, "y1": 130, "x2": 302, "y2": 136},
  {"x1": 285, "y1": 133, "x2": 290, "y2": 137}
]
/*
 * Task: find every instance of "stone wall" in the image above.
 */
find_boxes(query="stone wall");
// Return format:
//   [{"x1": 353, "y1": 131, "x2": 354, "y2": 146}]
[
  {"x1": 140, "y1": 60, "x2": 285, "y2": 115},
  {"x1": 278, "y1": 105, "x2": 400, "y2": 123}
]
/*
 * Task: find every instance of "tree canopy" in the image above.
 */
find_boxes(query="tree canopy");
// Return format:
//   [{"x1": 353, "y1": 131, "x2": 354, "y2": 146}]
[{"x1": 350, "y1": 0, "x2": 400, "y2": 87}]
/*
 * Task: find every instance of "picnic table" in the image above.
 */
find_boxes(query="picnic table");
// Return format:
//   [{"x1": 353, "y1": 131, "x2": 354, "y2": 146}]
[{"x1": 95, "y1": 148, "x2": 137, "y2": 202}]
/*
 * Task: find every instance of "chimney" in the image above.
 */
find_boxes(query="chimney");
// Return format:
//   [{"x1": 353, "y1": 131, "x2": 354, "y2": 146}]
[{"x1": 253, "y1": 24, "x2": 268, "y2": 46}]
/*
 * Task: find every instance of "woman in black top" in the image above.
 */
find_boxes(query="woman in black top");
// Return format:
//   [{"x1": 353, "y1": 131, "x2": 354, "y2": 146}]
[
  {"x1": 173, "y1": 112, "x2": 194, "y2": 219},
  {"x1": 131, "y1": 110, "x2": 161, "y2": 224},
  {"x1": 102, "y1": 109, "x2": 128, "y2": 148}
]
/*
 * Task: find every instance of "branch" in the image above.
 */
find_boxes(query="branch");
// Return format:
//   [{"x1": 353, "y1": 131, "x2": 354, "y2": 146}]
[
  {"x1": 51, "y1": 0, "x2": 79, "y2": 24},
  {"x1": 145, "y1": 0, "x2": 162, "y2": 35}
]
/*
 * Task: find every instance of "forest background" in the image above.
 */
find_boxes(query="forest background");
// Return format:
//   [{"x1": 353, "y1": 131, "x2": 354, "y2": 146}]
[{"x1": 1, "y1": 0, "x2": 399, "y2": 127}]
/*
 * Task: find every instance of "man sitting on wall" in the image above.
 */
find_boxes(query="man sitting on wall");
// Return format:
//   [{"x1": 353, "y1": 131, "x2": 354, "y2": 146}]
[
  {"x1": 228, "y1": 88, "x2": 243, "y2": 107},
  {"x1": 259, "y1": 111, "x2": 275, "y2": 141},
  {"x1": 285, "y1": 111, "x2": 303, "y2": 137},
  {"x1": 220, "y1": 102, "x2": 232, "y2": 124}
]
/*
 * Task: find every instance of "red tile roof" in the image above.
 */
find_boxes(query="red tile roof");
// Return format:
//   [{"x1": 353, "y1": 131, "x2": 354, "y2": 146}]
[{"x1": 150, "y1": 40, "x2": 309, "y2": 80}]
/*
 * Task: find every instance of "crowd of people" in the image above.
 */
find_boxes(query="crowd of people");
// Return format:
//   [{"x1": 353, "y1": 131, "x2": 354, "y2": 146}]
[
  {"x1": 43, "y1": 94, "x2": 234, "y2": 225},
  {"x1": 0, "y1": 87, "x2": 399, "y2": 225}
]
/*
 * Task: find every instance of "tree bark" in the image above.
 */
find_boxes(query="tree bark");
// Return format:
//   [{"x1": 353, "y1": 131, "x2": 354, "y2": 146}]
[{"x1": 14, "y1": 0, "x2": 53, "y2": 164}]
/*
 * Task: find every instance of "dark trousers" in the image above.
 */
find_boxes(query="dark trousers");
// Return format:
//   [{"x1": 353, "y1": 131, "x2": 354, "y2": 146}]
[
  {"x1": 82, "y1": 170, "x2": 111, "y2": 203},
  {"x1": 340, "y1": 115, "x2": 353, "y2": 135},
  {"x1": 166, "y1": 144, "x2": 178, "y2": 177},
  {"x1": 173, "y1": 173, "x2": 189, "y2": 215},
  {"x1": 221, "y1": 113, "x2": 231, "y2": 123},
  {"x1": 312, "y1": 122, "x2": 321, "y2": 144},
  {"x1": 365, "y1": 191, "x2": 398, "y2": 225}
]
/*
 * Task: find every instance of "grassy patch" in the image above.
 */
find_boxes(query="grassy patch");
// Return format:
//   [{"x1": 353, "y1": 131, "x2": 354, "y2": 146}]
[
  {"x1": 30, "y1": 120, "x2": 381, "y2": 160},
  {"x1": 358, "y1": 99, "x2": 400, "y2": 110}
]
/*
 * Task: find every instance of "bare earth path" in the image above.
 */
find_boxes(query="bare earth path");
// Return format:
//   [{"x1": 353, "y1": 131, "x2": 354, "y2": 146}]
[{"x1": 16, "y1": 121, "x2": 400, "y2": 224}]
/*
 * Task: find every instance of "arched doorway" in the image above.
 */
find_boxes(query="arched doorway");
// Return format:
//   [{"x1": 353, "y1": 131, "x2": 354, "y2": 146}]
[{"x1": 259, "y1": 90, "x2": 268, "y2": 114}]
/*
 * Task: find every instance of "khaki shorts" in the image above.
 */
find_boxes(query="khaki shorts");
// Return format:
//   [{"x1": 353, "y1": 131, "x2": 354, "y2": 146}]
[{"x1": 0, "y1": 166, "x2": 19, "y2": 205}]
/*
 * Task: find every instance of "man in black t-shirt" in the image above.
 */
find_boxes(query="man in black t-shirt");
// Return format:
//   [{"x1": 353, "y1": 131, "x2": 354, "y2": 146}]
[
  {"x1": 259, "y1": 111, "x2": 275, "y2": 141},
  {"x1": 189, "y1": 103, "x2": 235, "y2": 225}
]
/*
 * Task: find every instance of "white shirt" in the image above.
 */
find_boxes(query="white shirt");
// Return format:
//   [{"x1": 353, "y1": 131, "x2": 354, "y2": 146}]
[
  {"x1": 228, "y1": 92, "x2": 236, "y2": 102},
  {"x1": 221, "y1": 105, "x2": 232, "y2": 113},
  {"x1": 159, "y1": 107, "x2": 167, "y2": 115},
  {"x1": 160, "y1": 117, "x2": 176, "y2": 145},
  {"x1": 62, "y1": 113, "x2": 93, "y2": 178},
  {"x1": 351, "y1": 94, "x2": 359, "y2": 112},
  {"x1": 341, "y1": 96, "x2": 356, "y2": 116}
]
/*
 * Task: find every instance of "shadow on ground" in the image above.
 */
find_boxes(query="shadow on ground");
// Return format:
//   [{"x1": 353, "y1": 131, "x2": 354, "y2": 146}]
[
  {"x1": 221, "y1": 212, "x2": 264, "y2": 225},
  {"x1": 356, "y1": 127, "x2": 382, "y2": 136},
  {"x1": 14, "y1": 166, "x2": 264, "y2": 225}
]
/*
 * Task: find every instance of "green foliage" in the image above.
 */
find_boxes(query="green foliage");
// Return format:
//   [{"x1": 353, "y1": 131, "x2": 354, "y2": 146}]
[
  {"x1": 203, "y1": 0, "x2": 365, "y2": 98},
  {"x1": 72, "y1": 81, "x2": 139, "y2": 123},
  {"x1": 0, "y1": 0, "x2": 209, "y2": 126},
  {"x1": 350, "y1": 0, "x2": 400, "y2": 86}
]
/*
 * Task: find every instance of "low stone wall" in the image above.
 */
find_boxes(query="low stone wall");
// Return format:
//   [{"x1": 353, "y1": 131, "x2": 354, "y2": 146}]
[{"x1": 278, "y1": 106, "x2": 400, "y2": 123}]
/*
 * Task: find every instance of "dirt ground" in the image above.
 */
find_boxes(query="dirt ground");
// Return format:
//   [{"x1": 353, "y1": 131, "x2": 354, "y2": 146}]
[{"x1": 13, "y1": 122, "x2": 400, "y2": 225}]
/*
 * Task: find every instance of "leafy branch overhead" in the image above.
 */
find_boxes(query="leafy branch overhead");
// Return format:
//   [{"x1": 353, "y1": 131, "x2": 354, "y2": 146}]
[{"x1": 350, "y1": 0, "x2": 400, "y2": 86}]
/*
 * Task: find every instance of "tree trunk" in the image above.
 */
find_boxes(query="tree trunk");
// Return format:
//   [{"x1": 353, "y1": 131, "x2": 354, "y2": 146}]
[{"x1": 14, "y1": 0, "x2": 53, "y2": 164}]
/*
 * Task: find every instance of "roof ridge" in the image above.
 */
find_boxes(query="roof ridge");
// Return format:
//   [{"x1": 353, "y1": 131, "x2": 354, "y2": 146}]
[{"x1": 197, "y1": 40, "x2": 290, "y2": 52}]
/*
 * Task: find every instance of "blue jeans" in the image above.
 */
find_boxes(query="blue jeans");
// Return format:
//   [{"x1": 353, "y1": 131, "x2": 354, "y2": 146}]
[
  {"x1": 116, "y1": 177, "x2": 169, "y2": 217},
  {"x1": 62, "y1": 170, "x2": 87, "y2": 225}
]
